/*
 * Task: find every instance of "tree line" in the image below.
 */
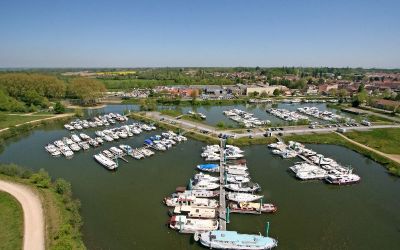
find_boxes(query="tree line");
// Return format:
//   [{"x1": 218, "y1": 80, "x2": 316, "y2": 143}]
[{"x1": 0, "y1": 73, "x2": 106, "y2": 112}]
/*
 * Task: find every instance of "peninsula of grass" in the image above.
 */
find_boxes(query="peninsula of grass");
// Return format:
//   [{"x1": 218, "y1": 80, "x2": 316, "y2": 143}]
[
  {"x1": 0, "y1": 112, "x2": 55, "y2": 130},
  {"x1": 0, "y1": 164, "x2": 85, "y2": 249},
  {"x1": 159, "y1": 109, "x2": 182, "y2": 117},
  {"x1": 0, "y1": 191, "x2": 23, "y2": 250},
  {"x1": 284, "y1": 132, "x2": 400, "y2": 177},
  {"x1": 345, "y1": 128, "x2": 400, "y2": 154}
]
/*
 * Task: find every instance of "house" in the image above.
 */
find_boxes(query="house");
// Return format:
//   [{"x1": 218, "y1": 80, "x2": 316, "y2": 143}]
[{"x1": 318, "y1": 84, "x2": 338, "y2": 94}]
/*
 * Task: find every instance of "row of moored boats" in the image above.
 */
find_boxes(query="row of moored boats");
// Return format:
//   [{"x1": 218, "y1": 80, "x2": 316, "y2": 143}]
[
  {"x1": 266, "y1": 108, "x2": 309, "y2": 122},
  {"x1": 223, "y1": 109, "x2": 270, "y2": 128},
  {"x1": 93, "y1": 131, "x2": 188, "y2": 170},
  {"x1": 163, "y1": 144, "x2": 278, "y2": 249},
  {"x1": 64, "y1": 112, "x2": 128, "y2": 130},
  {"x1": 268, "y1": 141, "x2": 361, "y2": 185}
]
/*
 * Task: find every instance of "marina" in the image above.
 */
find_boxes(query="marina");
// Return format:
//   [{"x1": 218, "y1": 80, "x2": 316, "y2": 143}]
[{"x1": 223, "y1": 109, "x2": 270, "y2": 128}]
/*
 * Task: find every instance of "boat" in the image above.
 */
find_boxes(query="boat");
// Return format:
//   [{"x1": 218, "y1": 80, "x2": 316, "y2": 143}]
[
  {"x1": 69, "y1": 143, "x2": 81, "y2": 152},
  {"x1": 195, "y1": 230, "x2": 278, "y2": 249},
  {"x1": 45, "y1": 144, "x2": 58, "y2": 153},
  {"x1": 119, "y1": 144, "x2": 133, "y2": 154},
  {"x1": 191, "y1": 180, "x2": 220, "y2": 190},
  {"x1": 71, "y1": 134, "x2": 81, "y2": 143},
  {"x1": 226, "y1": 192, "x2": 263, "y2": 203},
  {"x1": 79, "y1": 133, "x2": 90, "y2": 140},
  {"x1": 131, "y1": 150, "x2": 145, "y2": 159},
  {"x1": 110, "y1": 147, "x2": 124, "y2": 156},
  {"x1": 296, "y1": 169, "x2": 327, "y2": 180},
  {"x1": 225, "y1": 183, "x2": 261, "y2": 193},
  {"x1": 93, "y1": 154, "x2": 118, "y2": 170},
  {"x1": 60, "y1": 146, "x2": 74, "y2": 158},
  {"x1": 229, "y1": 202, "x2": 277, "y2": 214},
  {"x1": 325, "y1": 173, "x2": 361, "y2": 185},
  {"x1": 172, "y1": 206, "x2": 216, "y2": 219},
  {"x1": 193, "y1": 173, "x2": 219, "y2": 183},
  {"x1": 164, "y1": 197, "x2": 219, "y2": 208},
  {"x1": 102, "y1": 150, "x2": 114, "y2": 158},
  {"x1": 227, "y1": 175, "x2": 251, "y2": 184},
  {"x1": 169, "y1": 215, "x2": 218, "y2": 234},
  {"x1": 173, "y1": 189, "x2": 219, "y2": 198},
  {"x1": 197, "y1": 164, "x2": 219, "y2": 172},
  {"x1": 78, "y1": 141, "x2": 90, "y2": 150}
]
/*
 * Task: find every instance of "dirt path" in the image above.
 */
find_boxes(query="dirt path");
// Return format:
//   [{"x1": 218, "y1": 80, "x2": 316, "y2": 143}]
[
  {"x1": 0, "y1": 113, "x2": 74, "y2": 133},
  {"x1": 335, "y1": 132, "x2": 400, "y2": 164},
  {"x1": 0, "y1": 180, "x2": 45, "y2": 250}
]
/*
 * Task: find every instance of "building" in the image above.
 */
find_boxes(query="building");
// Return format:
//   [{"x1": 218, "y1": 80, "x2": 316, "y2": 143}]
[
  {"x1": 245, "y1": 85, "x2": 287, "y2": 96},
  {"x1": 372, "y1": 99, "x2": 400, "y2": 111},
  {"x1": 318, "y1": 84, "x2": 338, "y2": 94}
]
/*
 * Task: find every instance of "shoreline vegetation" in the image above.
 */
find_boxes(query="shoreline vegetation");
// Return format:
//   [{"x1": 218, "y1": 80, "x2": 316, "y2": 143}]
[
  {"x1": 0, "y1": 164, "x2": 85, "y2": 249},
  {"x1": 284, "y1": 132, "x2": 400, "y2": 177},
  {"x1": 0, "y1": 190, "x2": 23, "y2": 250}
]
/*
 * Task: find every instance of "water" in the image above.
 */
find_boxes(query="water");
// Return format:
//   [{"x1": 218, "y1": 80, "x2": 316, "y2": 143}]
[
  {"x1": 0, "y1": 112, "x2": 399, "y2": 249},
  {"x1": 93, "y1": 103, "x2": 355, "y2": 128}
]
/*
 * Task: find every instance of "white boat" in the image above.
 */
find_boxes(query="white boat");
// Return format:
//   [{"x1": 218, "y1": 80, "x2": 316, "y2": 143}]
[
  {"x1": 102, "y1": 150, "x2": 114, "y2": 158},
  {"x1": 60, "y1": 146, "x2": 74, "y2": 158},
  {"x1": 94, "y1": 154, "x2": 118, "y2": 170},
  {"x1": 227, "y1": 175, "x2": 251, "y2": 184},
  {"x1": 110, "y1": 147, "x2": 124, "y2": 156},
  {"x1": 195, "y1": 230, "x2": 278, "y2": 250},
  {"x1": 296, "y1": 169, "x2": 327, "y2": 180},
  {"x1": 173, "y1": 206, "x2": 216, "y2": 219},
  {"x1": 191, "y1": 180, "x2": 220, "y2": 190},
  {"x1": 45, "y1": 144, "x2": 58, "y2": 153},
  {"x1": 226, "y1": 192, "x2": 263, "y2": 203},
  {"x1": 78, "y1": 141, "x2": 90, "y2": 150},
  {"x1": 71, "y1": 134, "x2": 81, "y2": 143},
  {"x1": 69, "y1": 143, "x2": 81, "y2": 152},
  {"x1": 225, "y1": 183, "x2": 261, "y2": 193},
  {"x1": 79, "y1": 133, "x2": 90, "y2": 140},
  {"x1": 169, "y1": 215, "x2": 218, "y2": 234},
  {"x1": 164, "y1": 197, "x2": 219, "y2": 208},
  {"x1": 193, "y1": 173, "x2": 219, "y2": 183},
  {"x1": 325, "y1": 173, "x2": 361, "y2": 185},
  {"x1": 172, "y1": 190, "x2": 219, "y2": 198}
]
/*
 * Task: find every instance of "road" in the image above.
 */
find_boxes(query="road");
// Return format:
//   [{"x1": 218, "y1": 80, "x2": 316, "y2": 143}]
[
  {"x1": 146, "y1": 111, "x2": 400, "y2": 138},
  {"x1": 0, "y1": 180, "x2": 45, "y2": 250}
]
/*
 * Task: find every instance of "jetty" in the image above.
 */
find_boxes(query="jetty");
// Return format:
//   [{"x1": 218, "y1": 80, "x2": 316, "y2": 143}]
[{"x1": 218, "y1": 138, "x2": 227, "y2": 230}]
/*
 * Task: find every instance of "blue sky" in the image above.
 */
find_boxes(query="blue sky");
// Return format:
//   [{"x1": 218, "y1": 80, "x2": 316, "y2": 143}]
[{"x1": 0, "y1": 0, "x2": 399, "y2": 68}]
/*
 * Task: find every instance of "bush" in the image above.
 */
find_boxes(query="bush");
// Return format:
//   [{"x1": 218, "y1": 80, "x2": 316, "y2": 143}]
[
  {"x1": 54, "y1": 178, "x2": 72, "y2": 196},
  {"x1": 30, "y1": 168, "x2": 51, "y2": 188},
  {"x1": 54, "y1": 102, "x2": 66, "y2": 114},
  {"x1": 0, "y1": 164, "x2": 33, "y2": 178},
  {"x1": 216, "y1": 121, "x2": 225, "y2": 128}
]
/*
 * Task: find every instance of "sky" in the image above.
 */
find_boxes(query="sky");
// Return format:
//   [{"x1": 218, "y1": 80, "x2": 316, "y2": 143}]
[{"x1": 0, "y1": 0, "x2": 399, "y2": 68}]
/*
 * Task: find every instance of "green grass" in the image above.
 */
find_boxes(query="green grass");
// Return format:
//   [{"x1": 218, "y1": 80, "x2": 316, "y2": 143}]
[
  {"x1": 159, "y1": 109, "x2": 182, "y2": 117},
  {"x1": 0, "y1": 191, "x2": 23, "y2": 250},
  {"x1": 284, "y1": 132, "x2": 400, "y2": 177},
  {"x1": 0, "y1": 164, "x2": 85, "y2": 250},
  {"x1": 345, "y1": 128, "x2": 400, "y2": 154},
  {"x1": 227, "y1": 136, "x2": 277, "y2": 146},
  {"x1": 0, "y1": 112, "x2": 54, "y2": 129}
]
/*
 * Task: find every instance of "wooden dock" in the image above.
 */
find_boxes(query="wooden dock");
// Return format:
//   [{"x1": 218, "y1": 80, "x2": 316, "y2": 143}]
[{"x1": 218, "y1": 139, "x2": 227, "y2": 231}]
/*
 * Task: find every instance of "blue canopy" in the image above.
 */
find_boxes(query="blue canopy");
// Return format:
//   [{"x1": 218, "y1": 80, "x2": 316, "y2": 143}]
[
  {"x1": 144, "y1": 139, "x2": 153, "y2": 145},
  {"x1": 198, "y1": 164, "x2": 218, "y2": 169}
]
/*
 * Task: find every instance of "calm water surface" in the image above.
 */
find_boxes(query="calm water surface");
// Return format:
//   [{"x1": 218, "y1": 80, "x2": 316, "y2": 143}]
[{"x1": 0, "y1": 107, "x2": 398, "y2": 249}]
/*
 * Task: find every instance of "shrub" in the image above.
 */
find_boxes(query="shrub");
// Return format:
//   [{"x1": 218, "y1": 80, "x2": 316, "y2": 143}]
[{"x1": 30, "y1": 168, "x2": 51, "y2": 188}]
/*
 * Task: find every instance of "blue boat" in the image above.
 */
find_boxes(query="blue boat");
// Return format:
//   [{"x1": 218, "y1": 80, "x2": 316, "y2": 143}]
[
  {"x1": 195, "y1": 230, "x2": 278, "y2": 249},
  {"x1": 197, "y1": 164, "x2": 219, "y2": 172},
  {"x1": 144, "y1": 139, "x2": 153, "y2": 145}
]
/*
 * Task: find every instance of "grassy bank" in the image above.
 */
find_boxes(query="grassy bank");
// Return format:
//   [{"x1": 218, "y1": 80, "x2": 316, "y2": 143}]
[
  {"x1": 0, "y1": 164, "x2": 85, "y2": 249},
  {"x1": 284, "y1": 132, "x2": 400, "y2": 177},
  {"x1": 345, "y1": 128, "x2": 400, "y2": 154},
  {"x1": 227, "y1": 136, "x2": 277, "y2": 146},
  {"x1": 0, "y1": 191, "x2": 23, "y2": 250},
  {"x1": 0, "y1": 112, "x2": 55, "y2": 130}
]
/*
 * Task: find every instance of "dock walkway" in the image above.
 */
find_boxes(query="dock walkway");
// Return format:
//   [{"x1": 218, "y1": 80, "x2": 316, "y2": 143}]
[{"x1": 218, "y1": 139, "x2": 227, "y2": 230}]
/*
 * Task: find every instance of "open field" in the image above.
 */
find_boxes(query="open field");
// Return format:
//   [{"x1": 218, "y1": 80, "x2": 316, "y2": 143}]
[
  {"x1": 345, "y1": 128, "x2": 400, "y2": 154},
  {"x1": 0, "y1": 113, "x2": 54, "y2": 129},
  {"x1": 0, "y1": 191, "x2": 23, "y2": 250}
]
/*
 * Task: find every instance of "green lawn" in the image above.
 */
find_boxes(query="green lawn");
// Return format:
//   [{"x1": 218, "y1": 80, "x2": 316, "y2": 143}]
[
  {"x1": 345, "y1": 128, "x2": 400, "y2": 154},
  {"x1": 0, "y1": 113, "x2": 53, "y2": 129},
  {"x1": 0, "y1": 191, "x2": 23, "y2": 250}
]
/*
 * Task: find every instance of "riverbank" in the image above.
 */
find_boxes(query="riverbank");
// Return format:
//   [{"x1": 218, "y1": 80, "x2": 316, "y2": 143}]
[
  {"x1": 0, "y1": 164, "x2": 85, "y2": 249},
  {"x1": 0, "y1": 113, "x2": 74, "y2": 132},
  {"x1": 283, "y1": 132, "x2": 400, "y2": 177},
  {"x1": 0, "y1": 191, "x2": 23, "y2": 250}
]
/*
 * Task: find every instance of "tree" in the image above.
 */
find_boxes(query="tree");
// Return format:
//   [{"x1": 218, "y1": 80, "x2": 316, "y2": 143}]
[
  {"x1": 190, "y1": 90, "x2": 198, "y2": 101},
  {"x1": 54, "y1": 178, "x2": 72, "y2": 196},
  {"x1": 259, "y1": 91, "x2": 268, "y2": 98},
  {"x1": 248, "y1": 91, "x2": 259, "y2": 98},
  {"x1": 273, "y1": 89, "x2": 281, "y2": 96},
  {"x1": 67, "y1": 78, "x2": 106, "y2": 105},
  {"x1": 54, "y1": 101, "x2": 65, "y2": 114},
  {"x1": 30, "y1": 168, "x2": 51, "y2": 188},
  {"x1": 358, "y1": 83, "x2": 365, "y2": 93}
]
